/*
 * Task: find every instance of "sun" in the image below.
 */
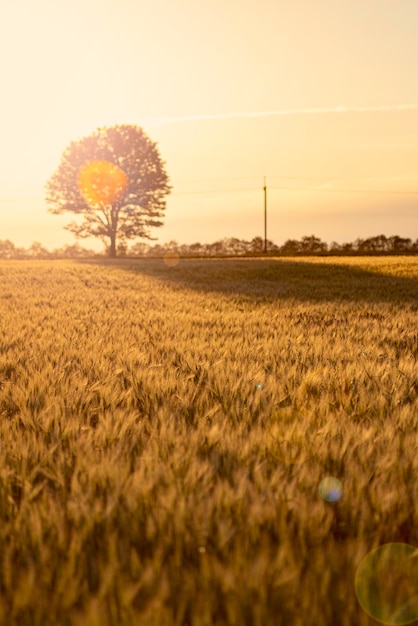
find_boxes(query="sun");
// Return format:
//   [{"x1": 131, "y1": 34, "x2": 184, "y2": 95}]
[{"x1": 77, "y1": 160, "x2": 128, "y2": 207}]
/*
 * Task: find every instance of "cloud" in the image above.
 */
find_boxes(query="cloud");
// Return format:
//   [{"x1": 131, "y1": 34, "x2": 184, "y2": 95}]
[{"x1": 147, "y1": 104, "x2": 418, "y2": 126}]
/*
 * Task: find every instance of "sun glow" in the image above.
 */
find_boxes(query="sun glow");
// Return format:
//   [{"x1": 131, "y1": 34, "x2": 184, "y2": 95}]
[{"x1": 77, "y1": 160, "x2": 128, "y2": 207}]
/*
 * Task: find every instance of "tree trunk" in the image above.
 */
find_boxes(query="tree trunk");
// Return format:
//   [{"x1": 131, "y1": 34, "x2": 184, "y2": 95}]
[
  {"x1": 109, "y1": 231, "x2": 117, "y2": 258},
  {"x1": 108, "y1": 208, "x2": 118, "y2": 258}
]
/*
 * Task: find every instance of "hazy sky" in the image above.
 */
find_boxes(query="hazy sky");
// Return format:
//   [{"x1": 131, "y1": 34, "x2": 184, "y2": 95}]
[{"x1": 1, "y1": 0, "x2": 417, "y2": 250}]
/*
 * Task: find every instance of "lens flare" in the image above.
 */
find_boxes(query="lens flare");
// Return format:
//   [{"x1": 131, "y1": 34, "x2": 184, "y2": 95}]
[
  {"x1": 78, "y1": 160, "x2": 128, "y2": 207},
  {"x1": 163, "y1": 252, "x2": 180, "y2": 267},
  {"x1": 318, "y1": 477, "x2": 343, "y2": 502},
  {"x1": 355, "y1": 543, "x2": 418, "y2": 625}
]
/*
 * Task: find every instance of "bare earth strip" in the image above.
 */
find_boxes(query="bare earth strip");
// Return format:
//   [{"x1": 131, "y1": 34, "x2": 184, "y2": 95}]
[{"x1": 0, "y1": 256, "x2": 416, "y2": 625}]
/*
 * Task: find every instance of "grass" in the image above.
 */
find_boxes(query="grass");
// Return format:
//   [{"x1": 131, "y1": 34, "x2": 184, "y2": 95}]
[{"x1": 0, "y1": 256, "x2": 417, "y2": 625}]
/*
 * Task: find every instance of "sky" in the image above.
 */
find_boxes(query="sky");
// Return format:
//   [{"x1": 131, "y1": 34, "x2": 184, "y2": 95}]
[{"x1": 1, "y1": 0, "x2": 417, "y2": 251}]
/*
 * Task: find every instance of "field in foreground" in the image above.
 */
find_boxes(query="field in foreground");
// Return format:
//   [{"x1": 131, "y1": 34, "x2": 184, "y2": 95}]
[{"x1": 0, "y1": 256, "x2": 417, "y2": 626}]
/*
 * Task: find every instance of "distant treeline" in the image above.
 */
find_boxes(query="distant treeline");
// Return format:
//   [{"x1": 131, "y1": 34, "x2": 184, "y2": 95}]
[{"x1": 0, "y1": 234, "x2": 417, "y2": 259}]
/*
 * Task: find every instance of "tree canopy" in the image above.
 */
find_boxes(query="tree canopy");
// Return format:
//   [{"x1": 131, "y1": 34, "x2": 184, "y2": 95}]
[{"x1": 45, "y1": 124, "x2": 171, "y2": 257}]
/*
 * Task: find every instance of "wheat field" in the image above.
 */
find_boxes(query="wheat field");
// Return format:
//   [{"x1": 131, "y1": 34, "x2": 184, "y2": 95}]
[{"x1": 0, "y1": 256, "x2": 417, "y2": 626}]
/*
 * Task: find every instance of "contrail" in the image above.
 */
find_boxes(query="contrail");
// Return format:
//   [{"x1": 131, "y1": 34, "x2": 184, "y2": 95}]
[{"x1": 148, "y1": 104, "x2": 418, "y2": 126}]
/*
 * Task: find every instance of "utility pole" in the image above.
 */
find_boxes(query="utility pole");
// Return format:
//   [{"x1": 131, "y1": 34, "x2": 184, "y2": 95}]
[{"x1": 263, "y1": 176, "x2": 267, "y2": 253}]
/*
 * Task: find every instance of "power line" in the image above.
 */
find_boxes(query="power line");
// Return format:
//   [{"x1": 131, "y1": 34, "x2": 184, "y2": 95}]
[
  {"x1": 267, "y1": 175, "x2": 333, "y2": 181},
  {"x1": 174, "y1": 176, "x2": 260, "y2": 184},
  {"x1": 173, "y1": 175, "x2": 329, "y2": 185},
  {"x1": 269, "y1": 186, "x2": 418, "y2": 194},
  {"x1": 0, "y1": 178, "x2": 417, "y2": 203},
  {"x1": 169, "y1": 185, "x2": 418, "y2": 196},
  {"x1": 171, "y1": 187, "x2": 258, "y2": 196}
]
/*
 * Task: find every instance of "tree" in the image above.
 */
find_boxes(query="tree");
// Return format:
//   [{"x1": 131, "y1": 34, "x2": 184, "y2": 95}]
[
  {"x1": 129, "y1": 241, "x2": 150, "y2": 256},
  {"x1": 207, "y1": 240, "x2": 225, "y2": 256},
  {"x1": 280, "y1": 239, "x2": 302, "y2": 255},
  {"x1": 45, "y1": 124, "x2": 171, "y2": 258},
  {"x1": 0, "y1": 240, "x2": 19, "y2": 259},
  {"x1": 52, "y1": 243, "x2": 96, "y2": 258},
  {"x1": 27, "y1": 242, "x2": 51, "y2": 259},
  {"x1": 300, "y1": 235, "x2": 327, "y2": 253},
  {"x1": 223, "y1": 237, "x2": 251, "y2": 255},
  {"x1": 250, "y1": 236, "x2": 264, "y2": 252},
  {"x1": 387, "y1": 236, "x2": 412, "y2": 253},
  {"x1": 187, "y1": 242, "x2": 205, "y2": 256}
]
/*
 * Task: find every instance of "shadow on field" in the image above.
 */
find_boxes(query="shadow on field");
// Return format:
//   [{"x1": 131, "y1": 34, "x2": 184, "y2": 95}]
[{"x1": 76, "y1": 257, "x2": 418, "y2": 304}]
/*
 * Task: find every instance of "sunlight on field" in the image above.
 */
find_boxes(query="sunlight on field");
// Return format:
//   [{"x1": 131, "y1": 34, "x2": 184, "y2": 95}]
[{"x1": 0, "y1": 257, "x2": 416, "y2": 625}]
